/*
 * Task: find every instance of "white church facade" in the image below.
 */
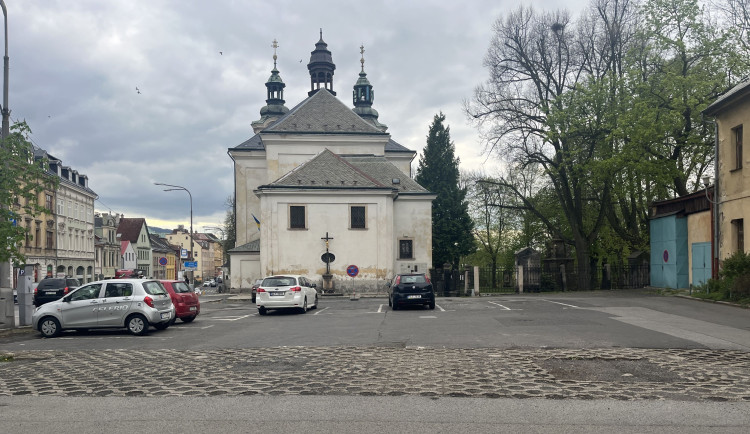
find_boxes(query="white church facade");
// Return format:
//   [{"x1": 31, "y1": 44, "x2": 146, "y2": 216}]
[{"x1": 228, "y1": 35, "x2": 435, "y2": 294}]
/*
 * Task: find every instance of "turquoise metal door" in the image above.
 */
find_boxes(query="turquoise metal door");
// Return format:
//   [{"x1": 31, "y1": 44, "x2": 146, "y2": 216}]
[{"x1": 691, "y1": 242, "x2": 711, "y2": 287}]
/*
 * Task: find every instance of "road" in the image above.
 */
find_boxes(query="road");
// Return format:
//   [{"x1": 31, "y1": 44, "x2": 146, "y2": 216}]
[{"x1": 1, "y1": 290, "x2": 750, "y2": 432}]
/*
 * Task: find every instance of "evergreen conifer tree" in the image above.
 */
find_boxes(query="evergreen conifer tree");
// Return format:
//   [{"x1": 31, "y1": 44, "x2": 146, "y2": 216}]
[{"x1": 415, "y1": 112, "x2": 474, "y2": 269}]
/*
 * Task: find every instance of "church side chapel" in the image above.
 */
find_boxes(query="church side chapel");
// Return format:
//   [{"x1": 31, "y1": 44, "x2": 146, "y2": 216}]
[{"x1": 228, "y1": 32, "x2": 435, "y2": 294}]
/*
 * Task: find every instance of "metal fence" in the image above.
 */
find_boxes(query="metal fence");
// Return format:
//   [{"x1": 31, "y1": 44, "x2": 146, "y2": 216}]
[{"x1": 465, "y1": 264, "x2": 650, "y2": 294}]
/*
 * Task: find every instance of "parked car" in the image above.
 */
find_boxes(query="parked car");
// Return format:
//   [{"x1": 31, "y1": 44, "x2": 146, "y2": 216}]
[
  {"x1": 160, "y1": 280, "x2": 200, "y2": 323},
  {"x1": 33, "y1": 277, "x2": 81, "y2": 307},
  {"x1": 32, "y1": 279, "x2": 174, "y2": 338},
  {"x1": 387, "y1": 273, "x2": 435, "y2": 310},
  {"x1": 251, "y1": 279, "x2": 262, "y2": 303},
  {"x1": 209, "y1": 279, "x2": 217, "y2": 287},
  {"x1": 256, "y1": 275, "x2": 318, "y2": 315},
  {"x1": 202, "y1": 280, "x2": 210, "y2": 287}
]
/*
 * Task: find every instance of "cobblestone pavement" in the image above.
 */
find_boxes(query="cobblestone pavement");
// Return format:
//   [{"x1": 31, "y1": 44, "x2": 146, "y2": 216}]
[{"x1": 2, "y1": 346, "x2": 750, "y2": 401}]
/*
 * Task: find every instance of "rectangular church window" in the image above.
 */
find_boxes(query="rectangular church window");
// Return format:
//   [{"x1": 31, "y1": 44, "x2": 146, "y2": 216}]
[
  {"x1": 350, "y1": 205, "x2": 366, "y2": 229},
  {"x1": 290, "y1": 205, "x2": 306, "y2": 229},
  {"x1": 399, "y1": 239, "x2": 413, "y2": 259}
]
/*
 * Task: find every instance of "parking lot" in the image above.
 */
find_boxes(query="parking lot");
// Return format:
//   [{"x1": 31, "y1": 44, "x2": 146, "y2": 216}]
[
  {"x1": 4, "y1": 290, "x2": 750, "y2": 352},
  {"x1": 2, "y1": 290, "x2": 750, "y2": 405}
]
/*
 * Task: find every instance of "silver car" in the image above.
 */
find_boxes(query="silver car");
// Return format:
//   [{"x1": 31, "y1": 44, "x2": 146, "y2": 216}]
[
  {"x1": 32, "y1": 279, "x2": 175, "y2": 338},
  {"x1": 256, "y1": 274, "x2": 318, "y2": 315}
]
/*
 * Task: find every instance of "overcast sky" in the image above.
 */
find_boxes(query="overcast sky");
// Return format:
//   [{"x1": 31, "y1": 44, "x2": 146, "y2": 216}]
[{"x1": 10, "y1": 0, "x2": 587, "y2": 234}]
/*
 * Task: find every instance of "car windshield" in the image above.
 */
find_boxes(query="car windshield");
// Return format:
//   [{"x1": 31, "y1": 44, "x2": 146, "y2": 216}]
[
  {"x1": 143, "y1": 281, "x2": 167, "y2": 295},
  {"x1": 401, "y1": 275, "x2": 426, "y2": 284},
  {"x1": 171, "y1": 282, "x2": 192, "y2": 293},
  {"x1": 262, "y1": 276, "x2": 296, "y2": 287},
  {"x1": 38, "y1": 279, "x2": 65, "y2": 289}
]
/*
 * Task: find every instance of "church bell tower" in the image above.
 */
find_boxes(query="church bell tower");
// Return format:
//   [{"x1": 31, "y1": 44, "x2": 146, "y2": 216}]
[{"x1": 307, "y1": 29, "x2": 336, "y2": 96}]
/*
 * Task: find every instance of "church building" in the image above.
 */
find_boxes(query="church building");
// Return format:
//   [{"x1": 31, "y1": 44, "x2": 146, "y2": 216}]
[{"x1": 228, "y1": 33, "x2": 435, "y2": 294}]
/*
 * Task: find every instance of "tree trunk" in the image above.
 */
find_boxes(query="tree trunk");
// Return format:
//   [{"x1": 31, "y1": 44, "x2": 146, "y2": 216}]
[{"x1": 574, "y1": 236, "x2": 592, "y2": 291}]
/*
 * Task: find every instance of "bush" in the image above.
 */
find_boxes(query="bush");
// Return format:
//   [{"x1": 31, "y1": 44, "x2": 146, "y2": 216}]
[{"x1": 694, "y1": 252, "x2": 750, "y2": 304}]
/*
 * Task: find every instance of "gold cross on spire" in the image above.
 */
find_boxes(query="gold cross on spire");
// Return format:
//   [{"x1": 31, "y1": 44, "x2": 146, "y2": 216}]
[
  {"x1": 360, "y1": 45, "x2": 365, "y2": 72},
  {"x1": 272, "y1": 39, "x2": 278, "y2": 67}
]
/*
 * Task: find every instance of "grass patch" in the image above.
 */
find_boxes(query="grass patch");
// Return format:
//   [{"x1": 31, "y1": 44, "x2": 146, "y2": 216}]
[{"x1": 0, "y1": 354, "x2": 14, "y2": 362}]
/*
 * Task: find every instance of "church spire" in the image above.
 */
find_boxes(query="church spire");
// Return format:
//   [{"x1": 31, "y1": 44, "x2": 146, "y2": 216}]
[
  {"x1": 251, "y1": 39, "x2": 289, "y2": 133},
  {"x1": 352, "y1": 45, "x2": 387, "y2": 132},
  {"x1": 307, "y1": 29, "x2": 336, "y2": 96}
]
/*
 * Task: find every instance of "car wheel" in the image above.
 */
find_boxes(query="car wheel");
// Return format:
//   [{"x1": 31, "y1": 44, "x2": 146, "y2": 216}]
[
  {"x1": 181, "y1": 316, "x2": 196, "y2": 323},
  {"x1": 429, "y1": 301, "x2": 435, "y2": 310},
  {"x1": 392, "y1": 299, "x2": 398, "y2": 311},
  {"x1": 258, "y1": 306, "x2": 267, "y2": 315},
  {"x1": 311, "y1": 294, "x2": 318, "y2": 309},
  {"x1": 126, "y1": 314, "x2": 149, "y2": 336},
  {"x1": 388, "y1": 295, "x2": 392, "y2": 307},
  {"x1": 154, "y1": 322, "x2": 170, "y2": 330},
  {"x1": 300, "y1": 298, "x2": 308, "y2": 314},
  {"x1": 39, "y1": 316, "x2": 61, "y2": 338}
]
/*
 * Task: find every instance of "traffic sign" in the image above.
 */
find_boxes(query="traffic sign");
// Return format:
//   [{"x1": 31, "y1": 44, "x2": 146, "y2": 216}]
[
  {"x1": 347, "y1": 265, "x2": 359, "y2": 277},
  {"x1": 159, "y1": 257, "x2": 168, "y2": 266},
  {"x1": 184, "y1": 261, "x2": 198, "y2": 269}
]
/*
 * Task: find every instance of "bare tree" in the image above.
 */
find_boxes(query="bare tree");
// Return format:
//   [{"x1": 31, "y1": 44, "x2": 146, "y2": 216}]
[{"x1": 466, "y1": 5, "x2": 636, "y2": 289}]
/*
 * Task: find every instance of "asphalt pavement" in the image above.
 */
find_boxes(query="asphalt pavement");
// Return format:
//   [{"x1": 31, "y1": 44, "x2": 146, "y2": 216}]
[{"x1": 2, "y1": 290, "x2": 750, "y2": 432}]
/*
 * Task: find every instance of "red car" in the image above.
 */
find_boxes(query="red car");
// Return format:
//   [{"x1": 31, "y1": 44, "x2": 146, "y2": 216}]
[{"x1": 160, "y1": 280, "x2": 200, "y2": 323}]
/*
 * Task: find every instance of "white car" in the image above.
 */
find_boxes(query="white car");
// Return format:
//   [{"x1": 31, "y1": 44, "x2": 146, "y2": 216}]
[
  {"x1": 31, "y1": 279, "x2": 174, "y2": 337},
  {"x1": 256, "y1": 275, "x2": 318, "y2": 315}
]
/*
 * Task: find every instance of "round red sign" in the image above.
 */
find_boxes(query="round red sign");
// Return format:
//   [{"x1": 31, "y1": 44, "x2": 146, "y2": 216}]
[
  {"x1": 347, "y1": 265, "x2": 359, "y2": 277},
  {"x1": 663, "y1": 250, "x2": 669, "y2": 263}
]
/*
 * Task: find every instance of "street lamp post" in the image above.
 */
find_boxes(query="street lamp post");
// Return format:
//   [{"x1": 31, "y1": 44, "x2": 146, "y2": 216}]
[
  {"x1": 0, "y1": 0, "x2": 12, "y2": 322},
  {"x1": 1, "y1": 0, "x2": 9, "y2": 139},
  {"x1": 154, "y1": 183, "x2": 193, "y2": 281}
]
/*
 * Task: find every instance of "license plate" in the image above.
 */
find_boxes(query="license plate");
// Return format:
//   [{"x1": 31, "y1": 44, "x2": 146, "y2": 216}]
[
  {"x1": 161, "y1": 312, "x2": 171, "y2": 320},
  {"x1": 46, "y1": 291, "x2": 57, "y2": 295},
  {"x1": 189, "y1": 306, "x2": 197, "y2": 311},
  {"x1": 269, "y1": 291, "x2": 284, "y2": 297},
  {"x1": 407, "y1": 295, "x2": 421, "y2": 299}
]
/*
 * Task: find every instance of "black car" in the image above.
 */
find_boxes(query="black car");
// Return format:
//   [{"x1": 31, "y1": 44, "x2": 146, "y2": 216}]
[
  {"x1": 33, "y1": 277, "x2": 81, "y2": 307},
  {"x1": 387, "y1": 273, "x2": 435, "y2": 310},
  {"x1": 251, "y1": 279, "x2": 262, "y2": 303}
]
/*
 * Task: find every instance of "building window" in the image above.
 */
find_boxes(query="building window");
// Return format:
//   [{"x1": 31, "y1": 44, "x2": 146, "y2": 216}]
[
  {"x1": 45, "y1": 194, "x2": 53, "y2": 211},
  {"x1": 733, "y1": 219, "x2": 745, "y2": 253},
  {"x1": 350, "y1": 205, "x2": 366, "y2": 229},
  {"x1": 734, "y1": 125, "x2": 743, "y2": 170},
  {"x1": 46, "y1": 231, "x2": 54, "y2": 249},
  {"x1": 399, "y1": 239, "x2": 413, "y2": 259},
  {"x1": 289, "y1": 205, "x2": 306, "y2": 229}
]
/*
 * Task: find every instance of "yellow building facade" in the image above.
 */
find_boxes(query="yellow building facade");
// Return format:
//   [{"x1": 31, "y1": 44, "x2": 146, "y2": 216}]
[{"x1": 704, "y1": 79, "x2": 750, "y2": 260}]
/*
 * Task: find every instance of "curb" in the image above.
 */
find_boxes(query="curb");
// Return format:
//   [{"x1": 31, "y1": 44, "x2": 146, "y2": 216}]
[{"x1": 673, "y1": 294, "x2": 749, "y2": 309}]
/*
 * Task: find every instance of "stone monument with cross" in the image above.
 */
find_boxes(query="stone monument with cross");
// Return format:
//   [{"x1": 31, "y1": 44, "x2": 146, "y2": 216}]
[{"x1": 320, "y1": 232, "x2": 335, "y2": 292}]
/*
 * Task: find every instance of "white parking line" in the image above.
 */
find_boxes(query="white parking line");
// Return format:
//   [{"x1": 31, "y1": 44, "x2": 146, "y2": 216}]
[
  {"x1": 542, "y1": 299, "x2": 581, "y2": 309},
  {"x1": 435, "y1": 304, "x2": 445, "y2": 312},
  {"x1": 210, "y1": 314, "x2": 251, "y2": 321},
  {"x1": 58, "y1": 336, "x2": 174, "y2": 340},
  {"x1": 313, "y1": 306, "x2": 330, "y2": 315},
  {"x1": 201, "y1": 325, "x2": 214, "y2": 329},
  {"x1": 487, "y1": 301, "x2": 514, "y2": 310},
  {"x1": 419, "y1": 316, "x2": 437, "y2": 319}
]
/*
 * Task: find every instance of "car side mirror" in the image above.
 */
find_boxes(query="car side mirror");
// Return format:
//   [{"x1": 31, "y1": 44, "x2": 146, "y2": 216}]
[
  {"x1": 386, "y1": 282, "x2": 391, "y2": 287},
  {"x1": 63, "y1": 296, "x2": 71, "y2": 303},
  {"x1": 312, "y1": 284, "x2": 317, "y2": 289}
]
